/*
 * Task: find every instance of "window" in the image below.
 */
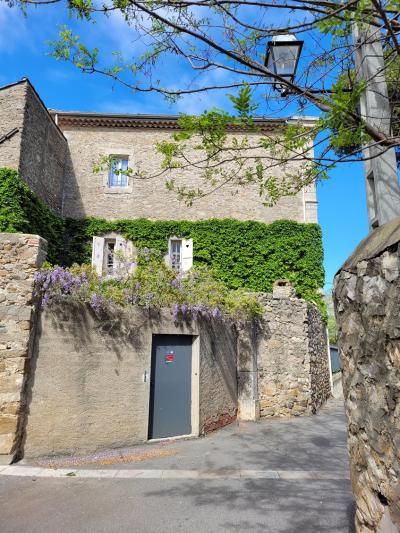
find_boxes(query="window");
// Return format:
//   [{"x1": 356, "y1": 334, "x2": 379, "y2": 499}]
[
  {"x1": 92, "y1": 234, "x2": 134, "y2": 276},
  {"x1": 108, "y1": 157, "x2": 129, "y2": 188},
  {"x1": 170, "y1": 239, "x2": 182, "y2": 271},
  {"x1": 168, "y1": 237, "x2": 193, "y2": 273},
  {"x1": 105, "y1": 240, "x2": 115, "y2": 275}
]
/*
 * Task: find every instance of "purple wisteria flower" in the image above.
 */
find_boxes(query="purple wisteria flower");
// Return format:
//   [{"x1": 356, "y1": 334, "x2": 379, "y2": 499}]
[
  {"x1": 90, "y1": 293, "x2": 102, "y2": 311},
  {"x1": 41, "y1": 293, "x2": 50, "y2": 308},
  {"x1": 212, "y1": 307, "x2": 221, "y2": 318},
  {"x1": 171, "y1": 303, "x2": 179, "y2": 320}
]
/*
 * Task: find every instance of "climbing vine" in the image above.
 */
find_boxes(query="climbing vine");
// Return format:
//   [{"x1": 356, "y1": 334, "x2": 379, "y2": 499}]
[{"x1": 0, "y1": 167, "x2": 325, "y2": 312}]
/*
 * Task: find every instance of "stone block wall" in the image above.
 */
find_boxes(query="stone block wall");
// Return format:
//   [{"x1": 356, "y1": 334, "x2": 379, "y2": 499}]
[
  {"x1": 334, "y1": 218, "x2": 400, "y2": 533},
  {"x1": 308, "y1": 304, "x2": 331, "y2": 413},
  {"x1": 0, "y1": 80, "x2": 69, "y2": 214},
  {"x1": 0, "y1": 233, "x2": 47, "y2": 464},
  {"x1": 0, "y1": 82, "x2": 25, "y2": 171},
  {"x1": 19, "y1": 82, "x2": 68, "y2": 214},
  {"x1": 61, "y1": 123, "x2": 317, "y2": 223},
  {"x1": 257, "y1": 293, "x2": 331, "y2": 418}
]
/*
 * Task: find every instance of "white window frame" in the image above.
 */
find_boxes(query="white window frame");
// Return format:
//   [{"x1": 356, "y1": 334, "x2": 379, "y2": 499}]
[
  {"x1": 169, "y1": 238, "x2": 183, "y2": 271},
  {"x1": 168, "y1": 236, "x2": 193, "y2": 273},
  {"x1": 108, "y1": 156, "x2": 129, "y2": 188},
  {"x1": 92, "y1": 234, "x2": 135, "y2": 277}
]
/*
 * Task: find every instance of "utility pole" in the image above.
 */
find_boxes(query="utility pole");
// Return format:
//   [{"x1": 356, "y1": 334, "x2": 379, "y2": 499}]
[{"x1": 353, "y1": 24, "x2": 400, "y2": 230}]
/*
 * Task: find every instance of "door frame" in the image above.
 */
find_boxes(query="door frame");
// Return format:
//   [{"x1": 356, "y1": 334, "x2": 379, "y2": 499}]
[{"x1": 147, "y1": 333, "x2": 200, "y2": 441}]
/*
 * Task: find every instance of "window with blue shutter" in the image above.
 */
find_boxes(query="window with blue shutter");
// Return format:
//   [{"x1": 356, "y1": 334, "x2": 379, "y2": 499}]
[{"x1": 109, "y1": 157, "x2": 129, "y2": 187}]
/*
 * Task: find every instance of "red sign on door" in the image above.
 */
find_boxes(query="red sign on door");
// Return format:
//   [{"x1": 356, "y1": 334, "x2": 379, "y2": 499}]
[{"x1": 166, "y1": 353, "x2": 174, "y2": 363}]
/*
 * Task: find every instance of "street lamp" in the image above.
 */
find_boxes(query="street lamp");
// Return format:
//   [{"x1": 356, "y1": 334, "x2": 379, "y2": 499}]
[
  {"x1": 265, "y1": 31, "x2": 400, "y2": 229},
  {"x1": 265, "y1": 34, "x2": 303, "y2": 97}
]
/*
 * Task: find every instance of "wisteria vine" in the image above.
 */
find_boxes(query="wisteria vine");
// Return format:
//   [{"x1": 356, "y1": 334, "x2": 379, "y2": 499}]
[{"x1": 33, "y1": 259, "x2": 263, "y2": 323}]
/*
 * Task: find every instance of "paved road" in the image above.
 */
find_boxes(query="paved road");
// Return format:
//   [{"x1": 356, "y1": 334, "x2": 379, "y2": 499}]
[{"x1": 0, "y1": 399, "x2": 354, "y2": 533}]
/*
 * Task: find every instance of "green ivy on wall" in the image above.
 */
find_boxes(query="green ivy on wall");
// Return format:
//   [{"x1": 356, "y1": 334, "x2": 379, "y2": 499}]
[
  {"x1": 0, "y1": 168, "x2": 64, "y2": 263},
  {"x1": 64, "y1": 217, "x2": 325, "y2": 311},
  {"x1": 0, "y1": 167, "x2": 325, "y2": 313}
]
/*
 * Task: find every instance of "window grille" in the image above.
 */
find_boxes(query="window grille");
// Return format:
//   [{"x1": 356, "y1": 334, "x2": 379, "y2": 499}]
[
  {"x1": 109, "y1": 158, "x2": 129, "y2": 187},
  {"x1": 170, "y1": 240, "x2": 182, "y2": 271},
  {"x1": 106, "y1": 241, "x2": 115, "y2": 274}
]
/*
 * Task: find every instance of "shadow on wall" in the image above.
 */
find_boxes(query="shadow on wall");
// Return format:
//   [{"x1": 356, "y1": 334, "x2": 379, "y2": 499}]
[
  {"x1": 18, "y1": 302, "x2": 151, "y2": 460},
  {"x1": 199, "y1": 317, "x2": 240, "y2": 433},
  {"x1": 0, "y1": 80, "x2": 86, "y2": 219},
  {"x1": 61, "y1": 147, "x2": 85, "y2": 218},
  {"x1": 18, "y1": 302, "x2": 242, "y2": 459}
]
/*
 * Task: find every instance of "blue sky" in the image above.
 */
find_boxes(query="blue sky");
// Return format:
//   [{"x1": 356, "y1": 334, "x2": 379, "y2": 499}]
[{"x1": 0, "y1": 2, "x2": 369, "y2": 290}]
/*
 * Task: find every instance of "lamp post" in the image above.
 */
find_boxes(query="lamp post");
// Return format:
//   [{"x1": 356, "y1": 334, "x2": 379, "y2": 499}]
[
  {"x1": 266, "y1": 31, "x2": 400, "y2": 229},
  {"x1": 265, "y1": 34, "x2": 303, "y2": 97},
  {"x1": 352, "y1": 25, "x2": 400, "y2": 229},
  {"x1": 265, "y1": 34, "x2": 338, "y2": 95}
]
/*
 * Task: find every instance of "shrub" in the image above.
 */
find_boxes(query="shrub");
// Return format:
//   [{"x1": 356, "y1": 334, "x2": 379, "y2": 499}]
[
  {"x1": 34, "y1": 254, "x2": 264, "y2": 322},
  {"x1": 0, "y1": 168, "x2": 64, "y2": 263},
  {"x1": 63, "y1": 217, "x2": 325, "y2": 313}
]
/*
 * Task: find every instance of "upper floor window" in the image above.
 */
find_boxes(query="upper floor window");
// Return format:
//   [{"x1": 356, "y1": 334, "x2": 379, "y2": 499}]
[{"x1": 109, "y1": 157, "x2": 129, "y2": 188}]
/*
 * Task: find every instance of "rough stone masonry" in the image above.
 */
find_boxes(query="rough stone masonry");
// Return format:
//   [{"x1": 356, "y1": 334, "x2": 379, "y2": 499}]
[
  {"x1": 258, "y1": 285, "x2": 331, "y2": 418},
  {"x1": 0, "y1": 233, "x2": 47, "y2": 464},
  {"x1": 334, "y1": 217, "x2": 400, "y2": 533}
]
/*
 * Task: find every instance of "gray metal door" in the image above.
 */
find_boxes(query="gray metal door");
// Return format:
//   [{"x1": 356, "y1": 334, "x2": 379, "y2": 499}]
[{"x1": 149, "y1": 334, "x2": 192, "y2": 439}]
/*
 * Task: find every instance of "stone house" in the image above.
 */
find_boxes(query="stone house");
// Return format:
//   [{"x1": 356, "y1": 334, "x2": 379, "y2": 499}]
[
  {"x1": 0, "y1": 78, "x2": 319, "y2": 223},
  {"x1": 0, "y1": 78, "x2": 331, "y2": 462},
  {"x1": 0, "y1": 78, "x2": 318, "y2": 275}
]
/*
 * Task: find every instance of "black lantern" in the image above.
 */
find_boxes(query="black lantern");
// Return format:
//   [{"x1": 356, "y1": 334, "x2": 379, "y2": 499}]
[{"x1": 265, "y1": 34, "x2": 303, "y2": 96}]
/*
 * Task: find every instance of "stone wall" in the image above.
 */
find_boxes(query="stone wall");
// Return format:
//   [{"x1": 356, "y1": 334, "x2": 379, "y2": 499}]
[
  {"x1": 198, "y1": 319, "x2": 238, "y2": 433},
  {"x1": 333, "y1": 218, "x2": 400, "y2": 533},
  {"x1": 22, "y1": 304, "x2": 238, "y2": 458},
  {"x1": 308, "y1": 304, "x2": 331, "y2": 413},
  {"x1": 1, "y1": 79, "x2": 318, "y2": 225},
  {"x1": 0, "y1": 82, "x2": 25, "y2": 171},
  {"x1": 0, "y1": 233, "x2": 47, "y2": 464},
  {"x1": 257, "y1": 292, "x2": 331, "y2": 418},
  {"x1": 0, "y1": 80, "x2": 69, "y2": 214},
  {"x1": 0, "y1": 230, "x2": 331, "y2": 461},
  {"x1": 61, "y1": 124, "x2": 317, "y2": 223},
  {"x1": 19, "y1": 82, "x2": 68, "y2": 215}
]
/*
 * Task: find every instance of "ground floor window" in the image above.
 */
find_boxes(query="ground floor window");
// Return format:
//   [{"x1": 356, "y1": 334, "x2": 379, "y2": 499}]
[
  {"x1": 168, "y1": 237, "x2": 193, "y2": 273},
  {"x1": 170, "y1": 239, "x2": 182, "y2": 271},
  {"x1": 91, "y1": 234, "x2": 134, "y2": 276},
  {"x1": 105, "y1": 240, "x2": 116, "y2": 275}
]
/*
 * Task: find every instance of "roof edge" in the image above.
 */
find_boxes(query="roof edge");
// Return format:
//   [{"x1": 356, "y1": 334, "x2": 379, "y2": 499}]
[
  {"x1": 0, "y1": 78, "x2": 67, "y2": 141},
  {"x1": 49, "y1": 110, "x2": 318, "y2": 132}
]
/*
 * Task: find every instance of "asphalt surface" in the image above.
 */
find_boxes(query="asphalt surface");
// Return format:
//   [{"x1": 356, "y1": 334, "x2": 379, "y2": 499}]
[{"x1": 0, "y1": 398, "x2": 355, "y2": 533}]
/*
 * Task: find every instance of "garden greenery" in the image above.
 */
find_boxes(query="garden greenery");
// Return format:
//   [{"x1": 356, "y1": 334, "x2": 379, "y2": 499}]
[
  {"x1": 0, "y1": 168, "x2": 325, "y2": 314},
  {"x1": 34, "y1": 250, "x2": 264, "y2": 322},
  {"x1": 64, "y1": 217, "x2": 325, "y2": 312},
  {"x1": 0, "y1": 168, "x2": 64, "y2": 263}
]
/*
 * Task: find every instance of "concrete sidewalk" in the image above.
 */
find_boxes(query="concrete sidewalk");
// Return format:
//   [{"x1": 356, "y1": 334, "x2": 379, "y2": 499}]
[{"x1": 0, "y1": 398, "x2": 354, "y2": 532}]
